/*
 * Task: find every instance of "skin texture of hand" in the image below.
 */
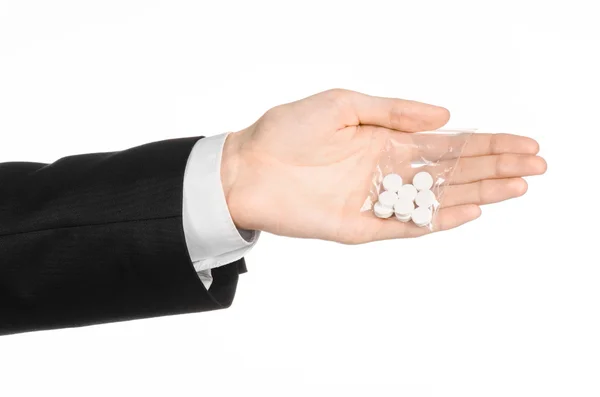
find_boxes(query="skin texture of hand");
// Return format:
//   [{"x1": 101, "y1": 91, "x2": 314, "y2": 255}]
[{"x1": 221, "y1": 89, "x2": 547, "y2": 244}]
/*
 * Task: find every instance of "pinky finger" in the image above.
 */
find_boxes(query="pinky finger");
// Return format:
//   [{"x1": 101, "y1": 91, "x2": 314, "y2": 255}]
[{"x1": 429, "y1": 204, "x2": 482, "y2": 234}]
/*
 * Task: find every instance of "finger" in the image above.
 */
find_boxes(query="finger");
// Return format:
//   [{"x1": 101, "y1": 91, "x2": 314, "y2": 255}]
[
  {"x1": 409, "y1": 132, "x2": 541, "y2": 160},
  {"x1": 429, "y1": 204, "x2": 482, "y2": 234},
  {"x1": 335, "y1": 89, "x2": 451, "y2": 132},
  {"x1": 374, "y1": 204, "x2": 481, "y2": 240},
  {"x1": 439, "y1": 178, "x2": 528, "y2": 208},
  {"x1": 359, "y1": 129, "x2": 541, "y2": 163},
  {"x1": 461, "y1": 133, "x2": 540, "y2": 156},
  {"x1": 391, "y1": 154, "x2": 545, "y2": 188},
  {"x1": 449, "y1": 154, "x2": 547, "y2": 184}
]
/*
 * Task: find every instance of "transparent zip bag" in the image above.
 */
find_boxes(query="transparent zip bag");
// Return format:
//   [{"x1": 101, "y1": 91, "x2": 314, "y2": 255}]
[{"x1": 360, "y1": 128, "x2": 476, "y2": 231}]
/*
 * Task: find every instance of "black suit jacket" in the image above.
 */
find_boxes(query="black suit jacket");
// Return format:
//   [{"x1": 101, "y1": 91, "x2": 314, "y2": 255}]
[{"x1": 0, "y1": 137, "x2": 246, "y2": 335}]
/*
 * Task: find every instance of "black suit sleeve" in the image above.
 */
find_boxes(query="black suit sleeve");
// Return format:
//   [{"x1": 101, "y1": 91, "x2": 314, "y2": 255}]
[{"x1": 0, "y1": 137, "x2": 247, "y2": 335}]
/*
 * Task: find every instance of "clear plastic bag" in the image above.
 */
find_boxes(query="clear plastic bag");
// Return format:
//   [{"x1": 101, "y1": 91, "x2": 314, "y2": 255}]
[{"x1": 360, "y1": 128, "x2": 476, "y2": 231}]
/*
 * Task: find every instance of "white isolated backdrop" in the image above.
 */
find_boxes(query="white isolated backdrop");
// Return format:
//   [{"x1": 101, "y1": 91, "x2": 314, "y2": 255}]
[{"x1": 0, "y1": 1, "x2": 598, "y2": 396}]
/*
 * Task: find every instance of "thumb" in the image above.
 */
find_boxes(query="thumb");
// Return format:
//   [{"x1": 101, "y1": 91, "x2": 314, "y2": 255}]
[{"x1": 324, "y1": 89, "x2": 451, "y2": 132}]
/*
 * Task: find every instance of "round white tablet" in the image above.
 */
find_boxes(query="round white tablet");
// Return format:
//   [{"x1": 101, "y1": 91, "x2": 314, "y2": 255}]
[
  {"x1": 394, "y1": 199, "x2": 415, "y2": 217},
  {"x1": 413, "y1": 171, "x2": 434, "y2": 191},
  {"x1": 411, "y1": 206, "x2": 432, "y2": 227},
  {"x1": 415, "y1": 189, "x2": 437, "y2": 208},
  {"x1": 396, "y1": 184, "x2": 418, "y2": 202},
  {"x1": 378, "y1": 190, "x2": 398, "y2": 208},
  {"x1": 382, "y1": 173, "x2": 403, "y2": 192},
  {"x1": 395, "y1": 213, "x2": 411, "y2": 222},
  {"x1": 374, "y1": 202, "x2": 394, "y2": 218}
]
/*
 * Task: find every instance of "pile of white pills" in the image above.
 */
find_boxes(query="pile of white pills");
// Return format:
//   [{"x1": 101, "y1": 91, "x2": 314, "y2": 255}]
[{"x1": 373, "y1": 171, "x2": 437, "y2": 227}]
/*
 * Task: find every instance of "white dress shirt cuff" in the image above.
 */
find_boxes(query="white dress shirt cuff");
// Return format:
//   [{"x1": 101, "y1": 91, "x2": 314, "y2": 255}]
[{"x1": 182, "y1": 133, "x2": 259, "y2": 289}]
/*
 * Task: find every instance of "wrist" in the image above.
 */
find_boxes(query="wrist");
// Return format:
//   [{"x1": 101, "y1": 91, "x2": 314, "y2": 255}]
[{"x1": 221, "y1": 129, "x2": 251, "y2": 230}]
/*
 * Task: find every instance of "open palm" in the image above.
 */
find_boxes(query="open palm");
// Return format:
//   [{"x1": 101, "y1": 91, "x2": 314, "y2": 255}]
[{"x1": 223, "y1": 89, "x2": 546, "y2": 244}]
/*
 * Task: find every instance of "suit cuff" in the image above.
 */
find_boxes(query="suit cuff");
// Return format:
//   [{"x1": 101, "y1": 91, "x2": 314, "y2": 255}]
[{"x1": 182, "y1": 133, "x2": 259, "y2": 277}]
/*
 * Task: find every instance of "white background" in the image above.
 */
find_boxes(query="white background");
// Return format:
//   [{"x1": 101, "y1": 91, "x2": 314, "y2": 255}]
[{"x1": 1, "y1": 1, "x2": 599, "y2": 396}]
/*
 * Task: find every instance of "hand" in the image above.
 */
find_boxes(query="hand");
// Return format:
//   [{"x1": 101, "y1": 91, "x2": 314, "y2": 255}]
[{"x1": 221, "y1": 89, "x2": 547, "y2": 244}]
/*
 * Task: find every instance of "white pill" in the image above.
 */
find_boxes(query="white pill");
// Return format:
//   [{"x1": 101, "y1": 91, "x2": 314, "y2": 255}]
[
  {"x1": 396, "y1": 184, "x2": 418, "y2": 202},
  {"x1": 394, "y1": 199, "x2": 414, "y2": 222},
  {"x1": 382, "y1": 173, "x2": 403, "y2": 192},
  {"x1": 415, "y1": 189, "x2": 437, "y2": 208},
  {"x1": 393, "y1": 199, "x2": 415, "y2": 216},
  {"x1": 395, "y1": 213, "x2": 411, "y2": 222},
  {"x1": 413, "y1": 171, "x2": 434, "y2": 191},
  {"x1": 374, "y1": 202, "x2": 394, "y2": 218},
  {"x1": 378, "y1": 190, "x2": 398, "y2": 208},
  {"x1": 411, "y1": 206, "x2": 433, "y2": 227}
]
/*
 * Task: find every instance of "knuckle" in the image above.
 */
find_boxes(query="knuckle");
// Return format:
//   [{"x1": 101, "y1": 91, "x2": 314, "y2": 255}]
[
  {"x1": 324, "y1": 88, "x2": 348, "y2": 98},
  {"x1": 264, "y1": 104, "x2": 285, "y2": 118},
  {"x1": 489, "y1": 134, "x2": 505, "y2": 154},
  {"x1": 322, "y1": 88, "x2": 352, "y2": 105},
  {"x1": 455, "y1": 158, "x2": 466, "y2": 180},
  {"x1": 495, "y1": 153, "x2": 511, "y2": 176},
  {"x1": 260, "y1": 105, "x2": 287, "y2": 128},
  {"x1": 477, "y1": 180, "x2": 487, "y2": 203}
]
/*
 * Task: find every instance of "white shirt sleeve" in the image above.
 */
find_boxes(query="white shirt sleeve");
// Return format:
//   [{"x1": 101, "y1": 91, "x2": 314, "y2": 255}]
[{"x1": 182, "y1": 133, "x2": 259, "y2": 290}]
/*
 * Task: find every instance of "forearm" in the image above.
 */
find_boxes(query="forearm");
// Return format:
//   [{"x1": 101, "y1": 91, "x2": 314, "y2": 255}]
[{"x1": 0, "y1": 137, "x2": 243, "y2": 335}]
